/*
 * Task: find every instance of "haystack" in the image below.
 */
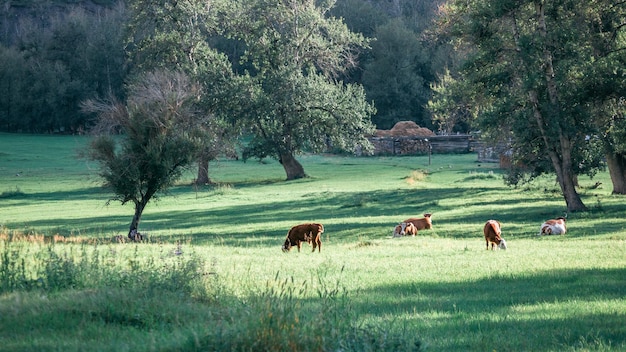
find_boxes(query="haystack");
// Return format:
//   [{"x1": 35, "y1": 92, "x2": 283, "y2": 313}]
[{"x1": 374, "y1": 121, "x2": 434, "y2": 137}]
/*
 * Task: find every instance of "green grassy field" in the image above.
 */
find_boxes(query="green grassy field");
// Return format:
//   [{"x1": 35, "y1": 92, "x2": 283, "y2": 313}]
[{"x1": 1, "y1": 132, "x2": 625, "y2": 351}]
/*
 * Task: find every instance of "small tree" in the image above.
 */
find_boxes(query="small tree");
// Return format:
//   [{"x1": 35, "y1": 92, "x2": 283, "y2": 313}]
[{"x1": 84, "y1": 70, "x2": 203, "y2": 240}]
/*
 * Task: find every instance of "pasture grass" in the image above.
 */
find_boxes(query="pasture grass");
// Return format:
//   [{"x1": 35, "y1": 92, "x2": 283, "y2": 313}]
[{"x1": 0, "y1": 132, "x2": 625, "y2": 351}]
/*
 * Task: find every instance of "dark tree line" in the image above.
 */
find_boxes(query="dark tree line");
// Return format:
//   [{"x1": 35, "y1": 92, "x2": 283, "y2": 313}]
[
  {"x1": 0, "y1": 4, "x2": 127, "y2": 133},
  {"x1": 0, "y1": 0, "x2": 447, "y2": 133}
]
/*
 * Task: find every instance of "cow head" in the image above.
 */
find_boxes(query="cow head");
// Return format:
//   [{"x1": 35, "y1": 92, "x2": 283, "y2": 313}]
[
  {"x1": 498, "y1": 238, "x2": 507, "y2": 250},
  {"x1": 393, "y1": 222, "x2": 407, "y2": 237},
  {"x1": 282, "y1": 239, "x2": 292, "y2": 252}
]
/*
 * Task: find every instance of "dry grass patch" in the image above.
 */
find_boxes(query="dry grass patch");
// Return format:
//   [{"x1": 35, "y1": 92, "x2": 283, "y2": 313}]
[{"x1": 406, "y1": 169, "x2": 428, "y2": 185}]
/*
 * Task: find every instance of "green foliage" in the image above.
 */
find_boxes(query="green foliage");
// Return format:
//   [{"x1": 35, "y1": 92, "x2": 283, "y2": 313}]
[
  {"x1": 1, "y1": 0, "x2": 450, "y2": 136},
  {"x1": 125, "y1": 0, "x2": 241, "y2": 184},
  {"x1": 433, "y1": 0, "x2": 626, "y2": 210},
  {"x1": 428, "y1": 68, "x2": 474, "y2": 134},
  {"x1": 363, "y1": 19, "x2": 432, "y2": 130},
  {"x1": 222, "y1": 0, "x2": 376, "y2": 179},
  {"x1": 85, "y1": 71, "x2": 203, "y2": 234},
  {"x1": 0, "y1": 5, "x2": 127, "y2": 133}
]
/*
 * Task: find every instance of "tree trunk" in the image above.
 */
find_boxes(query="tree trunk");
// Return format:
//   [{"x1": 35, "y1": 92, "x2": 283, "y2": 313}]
[
  {"x1": 195, "y1": 154, "x2": 212, "y2": 185},
  {"x1": 606, "y1": 152, "x2": 626, "y2": 194},
  {"x1": 556, "y1": 167, "x2": 587, "y2": 212},
  {"x1": 279, "y1": 151, "x2": 306, "y2": 180},
  {"x1": 128, "y1": 199, "x2": 148, "y2": 241},
  {"x1": 529, "y1": 90, "x2": 587, "y2": 212},
  {"x1": 530, "y1": 2, "x2": 587, "y2": 212}
]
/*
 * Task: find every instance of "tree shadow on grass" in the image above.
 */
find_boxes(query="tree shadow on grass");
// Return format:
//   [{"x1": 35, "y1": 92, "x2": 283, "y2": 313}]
[
  {"x1": 9, "y1": 183, "x2": 626, "y2": 244},
  {"x1": 0, "y1": 186, "x2": 110, "y2": 204},
  {"x1": 349, "y1": 267, "x2": 626, "y2": 351}
]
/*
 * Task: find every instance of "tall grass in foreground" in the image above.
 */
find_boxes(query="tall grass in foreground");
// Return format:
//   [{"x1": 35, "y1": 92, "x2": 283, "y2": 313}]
[
  {"x1": 0, "y1": 231, "x2": 206, "y2": 295},
  {"x1": 0, "y1": 232, "x2": 422, "y2": 352}
]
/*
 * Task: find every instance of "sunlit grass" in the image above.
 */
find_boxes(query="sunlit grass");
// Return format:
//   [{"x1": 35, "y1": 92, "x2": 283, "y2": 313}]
[{"x1": 0, "y1": 133, "x2": 625, "y2": 351}]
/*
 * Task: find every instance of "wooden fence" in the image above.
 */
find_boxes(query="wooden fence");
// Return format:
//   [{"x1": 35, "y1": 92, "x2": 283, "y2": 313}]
[{"x1": 367, "y1": 135, "x2": 475, "y2": 156}]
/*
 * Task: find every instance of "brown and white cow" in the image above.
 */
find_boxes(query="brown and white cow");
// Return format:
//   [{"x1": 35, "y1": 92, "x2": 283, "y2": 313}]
[
  {"x1": 282, "y1": 223, "x2": 324, "y2": 253},
  {"x1": 393, "y1": 223, "x2": 406, "y2": 237},
  {"x1": 403, "y1": 213, "x2": 433, "y2": 231},
  {"x1": 404, "y1": 222, "x2": 417, "y2": 236},
  {"x1": 483, "y1": 220, "x2": 507, "y2": 250},
  {"x1": 538, "y1": 217, "x2": 566, "y2": 236},
  {"x1": 392, "y1": 222, "x2": 417, "y2": 237}
]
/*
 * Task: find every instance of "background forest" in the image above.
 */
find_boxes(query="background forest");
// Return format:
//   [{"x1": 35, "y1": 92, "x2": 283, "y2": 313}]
[{"x1": 0, "y1": 0, "x2": 447, "y2": 133}]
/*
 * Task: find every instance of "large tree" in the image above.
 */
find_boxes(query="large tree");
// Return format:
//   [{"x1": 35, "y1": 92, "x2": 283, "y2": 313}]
[
  {"x1": 84, "y1": 71, "x2": 203, "y2": 240},
  {"x1": 435, "y1": 0, "x2": 626, "y2": 212},
  {"x1": 220, "y1": 0, "x2": 376, "y2": 180},
  {"x1": 125, "y1": 0, "x2": 237, "y2": 185}
]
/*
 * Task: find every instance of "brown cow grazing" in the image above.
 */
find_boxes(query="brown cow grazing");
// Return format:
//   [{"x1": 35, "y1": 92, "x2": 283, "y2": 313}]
[
  {"x1": 483, "y1": 220, "x2": 507, "y2": 250},
  {"x1": 538, "y1": 217, "x2": 566, "y2": 236},
  {"x1": 403, "y1": 213, "x2": 433, "y2": 231},
  {"x1": 392, "y1": 222, "x2": 417, "y2": 237},
  {"x1": 282, "y1": 223, "x2": 324, "y2": 253}
]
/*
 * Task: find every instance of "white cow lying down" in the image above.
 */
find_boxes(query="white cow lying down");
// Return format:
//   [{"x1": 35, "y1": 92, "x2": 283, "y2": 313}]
[{"x1": 538, "y1": 217, "x2": 567, "y2": 235}]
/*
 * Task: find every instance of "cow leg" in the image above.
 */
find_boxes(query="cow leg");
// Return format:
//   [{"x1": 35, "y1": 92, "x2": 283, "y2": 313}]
[
  {"x1": 312, "y1": 233, "x2": 321, "y2": 252},
  {"x1": 297, "y1": 241, "x2": 302, "y2": 252}
]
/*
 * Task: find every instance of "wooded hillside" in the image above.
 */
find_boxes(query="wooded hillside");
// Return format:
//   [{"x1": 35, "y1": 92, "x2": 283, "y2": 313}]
[{"x1": 0, "y1": 0, "x2": 449, "y2": 133}]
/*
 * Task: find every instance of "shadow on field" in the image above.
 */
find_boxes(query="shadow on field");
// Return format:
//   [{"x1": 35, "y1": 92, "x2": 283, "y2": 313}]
[
  {"x1": 350, "y1": 267, "x2": 626, "y2": 350},
  {"x1": 0, "y1": 187, "x2": 110, "y2": 205},
  {"x1": 126, "y1": 187, "x2": 481, "y2": 244},
  {"x1": 12, "y1": 183, "x2": 626, "y2": 243}
]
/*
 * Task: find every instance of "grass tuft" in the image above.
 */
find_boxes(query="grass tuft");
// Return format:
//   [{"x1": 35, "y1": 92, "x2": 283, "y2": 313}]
[
  {"x1": 406, "y1": 169, "x2": 428, "y2": 185},
  {"x1": 460, "y1": 170, "x2": 499, "y2": 181},
  {"x1": 0, "y1": 186, "x2": 25, "y2": 198}
]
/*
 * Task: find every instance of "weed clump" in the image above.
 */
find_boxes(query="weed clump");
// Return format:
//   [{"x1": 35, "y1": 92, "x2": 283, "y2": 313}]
[
  {"x1": 406, "y1": 170, "x2": 428, "y2": 185},
  {"x1": 0, "y1": 186, "x2": 25, "y2": 199}
]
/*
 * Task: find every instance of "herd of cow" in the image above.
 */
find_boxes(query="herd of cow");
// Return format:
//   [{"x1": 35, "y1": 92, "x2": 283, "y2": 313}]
[{"x1": 281, "y1": 214, "x2": 568, "y2": 253}]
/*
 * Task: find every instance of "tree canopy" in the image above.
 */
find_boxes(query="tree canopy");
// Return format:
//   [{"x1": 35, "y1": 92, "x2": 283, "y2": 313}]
[
  {"x1": 434, "y1": 0, "x2": 626, "y2": 211},
  {"x1": 125, "y1": 0, "x2": 239, "y2": 184},
  {"x1": 220, "y1": 0, "x2": 376, "y2": 180}
]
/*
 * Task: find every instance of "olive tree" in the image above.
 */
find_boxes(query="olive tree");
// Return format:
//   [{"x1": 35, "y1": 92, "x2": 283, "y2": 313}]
[{"x1": 84, "y1": 70, "x2": 204, "y2": 240}]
